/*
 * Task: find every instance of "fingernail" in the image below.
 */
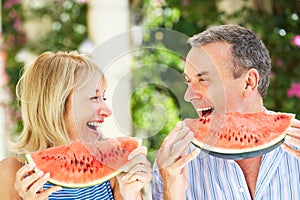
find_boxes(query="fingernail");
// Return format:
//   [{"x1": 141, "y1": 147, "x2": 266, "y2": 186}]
[
  {"x1": 29, "y1": 163, "x2": 36, "y2": 168},
  {"x1": 37, "y1": 171, "x2": 44, "y2": 176},
  {"x1": 128, "y1": 153, "x2": 134, "y2": 160},
  {"x1": 57, "y1": 186, "x2": 63, "y2": 190},
  {"x1": 188, "y1": 131, "x2": 194, "y2": 136},
  {"x1": 44, "y1": 172, "x2": 50, "y2": 179},
  {"x1": 176, "y1": 121, "x2": 183, "y2": 128}
]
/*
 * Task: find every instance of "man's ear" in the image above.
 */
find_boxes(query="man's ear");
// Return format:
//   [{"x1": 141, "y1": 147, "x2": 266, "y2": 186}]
[{"x1": 243, "y1": 68, "x2": 259, "y2": 98}]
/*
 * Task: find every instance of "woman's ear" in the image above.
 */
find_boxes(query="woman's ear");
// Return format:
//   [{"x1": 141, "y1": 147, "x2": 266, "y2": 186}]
[{"x1": 243, "y1": 68, "x2": 259, "y2": 98}]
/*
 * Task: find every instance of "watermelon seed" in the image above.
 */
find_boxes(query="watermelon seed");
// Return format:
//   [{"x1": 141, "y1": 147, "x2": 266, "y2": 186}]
[
  {"x1": 228, "y1": 136, "x2": 231, "y2": 141},
  {"x1": 244, "y1": 134, "x2": 246, "y2": 139},
  {"x1": 240, "y1": 137, "x2": 243, "y2": 142},
  {"x1": 83, "y1": 168, "x2": 87, "y2": 173},
  {"x1": 255, "y1": 139, "x2": 259, "y2": 143},
  {"x1": 235, "y1": 137, "x2": 238, "y2": 141},
  {"x1": 122, "y1": 149, "x2": 126, "y2": 153},
  {"x1": 80, "y1": 161, "x2": 84, "y2": 165}
]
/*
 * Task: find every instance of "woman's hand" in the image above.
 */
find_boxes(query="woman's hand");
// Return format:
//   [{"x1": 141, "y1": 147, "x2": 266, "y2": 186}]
[
  {"x1": 14, "y1": 163, "x2": 62, "y2": 200},
  {"x1": 281, "y1": 118, "x2": 300, "y2": 158},
  {"x1": 114, "y1": 146, "x2": 152, "y2": 200}
]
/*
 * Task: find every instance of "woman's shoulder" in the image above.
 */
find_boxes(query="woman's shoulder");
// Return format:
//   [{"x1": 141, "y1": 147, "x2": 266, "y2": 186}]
[{"x1": 0, "y1": 156, "x2": 22, "y2": 177}]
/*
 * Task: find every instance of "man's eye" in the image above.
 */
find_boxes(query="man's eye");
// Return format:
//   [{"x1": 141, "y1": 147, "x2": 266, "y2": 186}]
[{"x1": 184, "y1": 79, "x2": 191, "y2": 84}]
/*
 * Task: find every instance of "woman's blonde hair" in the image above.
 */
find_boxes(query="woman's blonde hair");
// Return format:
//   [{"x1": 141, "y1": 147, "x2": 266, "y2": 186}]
[{"x1": 9, "y1": 51, "x2": 103, "y2": 158}]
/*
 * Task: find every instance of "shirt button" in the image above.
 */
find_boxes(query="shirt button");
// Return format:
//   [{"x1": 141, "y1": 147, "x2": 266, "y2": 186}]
[{"x1": 239, "y1": 187, "x2": 244, "y2": 193}]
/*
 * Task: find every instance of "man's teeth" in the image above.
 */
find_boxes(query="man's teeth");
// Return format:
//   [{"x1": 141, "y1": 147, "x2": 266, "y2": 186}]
[
  {"x1": 196, "y1": 107, "x2": 213, "y2": 112},
  {"x1": 87, "y1": 122, "x2": 102, "y2": 127}
]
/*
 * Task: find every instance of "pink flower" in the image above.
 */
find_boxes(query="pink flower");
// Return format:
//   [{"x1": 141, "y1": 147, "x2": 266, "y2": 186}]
[
  {"x1": 291, "y1": 35, "x2": 300, "y2": 47},
  {"x1": 183, "y1": 0, "x2": 190, "y2": 6},
  {"x1": 76, "y1": 0, "x2": 88, "y2": 4},
  {"x1": 287, "y1": 82, "x2": 300, "y2": 98},
  {"x1": 276, "y1": 59, "x2": 283, "y2": 67}
]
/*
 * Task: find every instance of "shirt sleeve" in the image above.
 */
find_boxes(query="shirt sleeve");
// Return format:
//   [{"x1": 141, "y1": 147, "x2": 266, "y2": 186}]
[{"x1": 152, "y1": 161, "x2": 164, "y2": 200}]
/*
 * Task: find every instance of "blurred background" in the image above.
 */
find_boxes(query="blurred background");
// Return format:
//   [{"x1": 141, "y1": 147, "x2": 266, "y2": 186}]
[{"x1": 0, "y1": 0, "x2": 300, "y2": 186}]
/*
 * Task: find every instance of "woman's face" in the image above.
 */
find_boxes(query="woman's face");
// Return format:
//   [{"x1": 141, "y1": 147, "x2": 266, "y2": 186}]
[{"x1": 65, "y1": 72, "x2": 112, "y2": 142}]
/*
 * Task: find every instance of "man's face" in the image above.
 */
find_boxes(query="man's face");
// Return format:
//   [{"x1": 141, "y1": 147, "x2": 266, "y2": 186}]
[{"x1": 183, "y1": 42, "x2": 245, "y2": 118}]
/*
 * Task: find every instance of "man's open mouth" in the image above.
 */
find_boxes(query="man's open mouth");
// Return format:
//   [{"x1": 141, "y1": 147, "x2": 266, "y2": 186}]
[{"x1": 196, "y1": 106, "x2": 214, "y2": 118}]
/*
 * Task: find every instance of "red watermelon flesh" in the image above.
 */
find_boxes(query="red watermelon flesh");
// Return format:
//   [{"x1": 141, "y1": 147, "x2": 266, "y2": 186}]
[
  {"x1": 25, "y1": 137, "x2": 141, "y2": 188},
  {"x1": 184, "y1": 112, "x2": 294, "y2": 157}
]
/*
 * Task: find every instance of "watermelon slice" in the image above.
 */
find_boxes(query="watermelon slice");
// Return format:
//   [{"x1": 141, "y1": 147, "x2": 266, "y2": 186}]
[
  {"x1": 184, "y1": 112, "x2": 294, "y2": 160},
  {"x1": 25, "y1": 137, "x2": 141, "y2": 188}
]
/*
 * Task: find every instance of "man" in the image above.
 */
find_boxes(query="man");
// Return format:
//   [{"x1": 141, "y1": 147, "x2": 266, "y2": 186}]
[{"x1": 152, "y1": 24, "x2": 300, "y2": 200}]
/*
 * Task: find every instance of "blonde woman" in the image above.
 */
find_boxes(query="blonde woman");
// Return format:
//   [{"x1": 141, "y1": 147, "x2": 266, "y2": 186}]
[{"x1": 0, "y1": 51, "x2": 152, "y2": 199}]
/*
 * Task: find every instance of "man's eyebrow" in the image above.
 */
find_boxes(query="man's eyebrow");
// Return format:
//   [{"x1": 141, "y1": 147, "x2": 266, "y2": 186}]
[{"x1": 196, "y1": 71, "x2": 209, "y2": 77}]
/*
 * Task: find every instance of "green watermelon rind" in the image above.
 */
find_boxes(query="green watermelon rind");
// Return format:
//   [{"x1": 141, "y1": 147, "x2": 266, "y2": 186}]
[
  {"x1": 193, "y1": 138, "x2": 285, "y2": 160},
  {"x1": 24, "y1": 137, "x2": 142, "y2": 188},
  {"x1": 192, "y1": 131, "x2": 288, "y2": 155}
]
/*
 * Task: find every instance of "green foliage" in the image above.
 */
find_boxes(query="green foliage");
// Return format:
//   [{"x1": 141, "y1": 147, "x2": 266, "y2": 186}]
[
  {"x1": 2, "y1": 0, "x2": 88, "y2": 135},
  {"x1": 25, "y1": 0, "x2": 87, "y2": 53},
  {"x1": 132, "y1": 0, "x2": 300, "y2": 160},
  {"x1": 225, "y1": 0, "x2": 300, "y2": 114}
]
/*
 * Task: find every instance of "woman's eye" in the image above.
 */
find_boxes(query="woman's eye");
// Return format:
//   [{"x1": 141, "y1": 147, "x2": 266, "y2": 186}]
[
  {"x1": 103, "y1": 97, "x2": 107, "y2": 101},
  {"x1": 90, "y1": 96, "x2": 100, "y2": 102},
  {"x1": 89, "y1": 96, "x2": 107, "y2": 102}
]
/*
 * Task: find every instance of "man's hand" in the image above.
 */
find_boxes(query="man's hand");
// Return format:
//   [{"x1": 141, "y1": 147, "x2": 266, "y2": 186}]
[
  {"x1": 281, "y1": 118, "x2": 300, "y2": 158},
  {"x1": 156, "y1": 122, "x2": 200, "y2": 200}
]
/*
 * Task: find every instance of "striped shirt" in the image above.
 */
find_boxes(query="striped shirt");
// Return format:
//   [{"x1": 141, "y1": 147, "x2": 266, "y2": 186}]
[
  {"x1": 152, "y1": 145, "x2": 300, "y2": 200},
  {"x1": 44, "y1": 180, "x2": 114, "y2": 199}
]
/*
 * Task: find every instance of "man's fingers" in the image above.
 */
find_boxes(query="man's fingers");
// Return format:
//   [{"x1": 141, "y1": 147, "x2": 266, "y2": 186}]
[
  {"x1": 281, "y1": 143, "x2": 300, "y2": 159},
  {"x1": 175, "y1": 148, "x2": 201, "y2": 170},
  {"x1": 291, "y1": 118, "x2": 300, "y2": 128},
  {"x1": 161, "y1": 122, "x2": 186, "y2": 148},
  {"x1": 170, "y1": 131, "x2": 194, "y2": 158},
  {"x1": 285, "y1": 135, "x2": 300, "y2": 147},
  {"x1": 286, "y1": 127, "x2": 300, "y2": 138}
]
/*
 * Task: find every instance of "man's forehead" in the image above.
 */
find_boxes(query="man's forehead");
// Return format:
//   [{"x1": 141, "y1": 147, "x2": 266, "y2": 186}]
[{"x1": 185, "y1": 45, "x2": 231, "y2": 76}]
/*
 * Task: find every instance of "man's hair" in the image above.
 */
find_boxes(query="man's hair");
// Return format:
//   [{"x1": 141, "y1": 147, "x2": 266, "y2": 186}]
[{"x1": 188, "y1": 24, "x2": 271, "y2": 97}]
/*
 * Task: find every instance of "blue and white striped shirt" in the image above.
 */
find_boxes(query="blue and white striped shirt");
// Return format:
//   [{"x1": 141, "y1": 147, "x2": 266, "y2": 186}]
[
  {"x1": 152, "y1": 146, "x2": 300, "y2": 200},
  {"x1": 44, "y1": 180, "x2": 114, "y2": 199}
]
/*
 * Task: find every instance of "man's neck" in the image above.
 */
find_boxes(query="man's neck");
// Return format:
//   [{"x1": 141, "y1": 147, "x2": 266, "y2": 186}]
[{"x1": 235, "y1": 156, "x2": 262, "y2": 199}]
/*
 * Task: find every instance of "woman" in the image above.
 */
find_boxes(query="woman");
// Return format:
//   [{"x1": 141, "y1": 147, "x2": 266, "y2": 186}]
[{"x1": 0, "y1": 51, "x2": 152, "y2": 199}]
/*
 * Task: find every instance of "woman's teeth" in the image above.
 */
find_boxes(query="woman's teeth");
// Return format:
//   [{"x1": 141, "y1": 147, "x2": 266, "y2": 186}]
[{"x1": 87, "y1": 121, "x2": 102, "y2": 127}]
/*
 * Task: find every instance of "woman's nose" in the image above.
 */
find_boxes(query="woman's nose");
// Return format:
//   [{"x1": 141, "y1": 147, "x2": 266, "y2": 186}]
[{"x1": 97, "y1": 101, "x2": 112, "y2": 118}]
